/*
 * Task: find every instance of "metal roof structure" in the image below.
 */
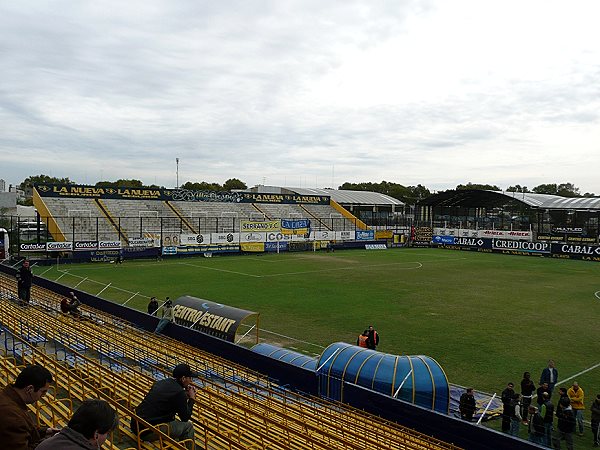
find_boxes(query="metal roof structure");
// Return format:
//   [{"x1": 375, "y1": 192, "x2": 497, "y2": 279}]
[
  {"x1": 419, "y1": 189, "x2": 600, "y2": 211},
  {"x1": 288, "y1": 187, "x2": 404, "y2": 206}
]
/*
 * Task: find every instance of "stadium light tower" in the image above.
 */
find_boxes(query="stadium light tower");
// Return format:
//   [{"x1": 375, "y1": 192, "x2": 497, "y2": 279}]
[{"x1": 176, "y1": 158, "x2": 179, "y2": 188}]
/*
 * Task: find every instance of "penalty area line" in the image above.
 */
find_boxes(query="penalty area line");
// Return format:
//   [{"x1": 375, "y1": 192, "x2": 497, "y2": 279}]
[{"x1": 177, "y1": 262, "x2": 261, "y2": 278}]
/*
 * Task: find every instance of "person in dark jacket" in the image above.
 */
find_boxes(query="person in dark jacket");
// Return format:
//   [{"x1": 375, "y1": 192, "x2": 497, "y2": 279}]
[
  {"x1": 147, "y1": 297, "x2": 159, "y2": 315},
  {"x1": 537, "y1": 382, "x2": 551, "y2": 406},
  {"x1": 591, "y1": 393, "x2": 600, "y2": 447},
  {"x1": 366, "y1": 325, "x2": 379, "y2": 350},
  {"x1": 16, "y1": 260, "x2": 33, "y2": 304},
  {"x1": 0, "y1": 365, "x2": 59, "y2": 449},
  {"x1": 459, "y1": 388, "x2": 476, "y2": 421},
  {"x1": 540, "y1": 391, "x2": 555, "y2": 447},
  {"x1": 35, "y1": 399, "x2": 118, "y2": 449},
  {"x1": 553, "y1": 396, "x2": 575, "y2": 450},
  {"x1": 132, "y1": 364, "x2": 198, "y2": 445},
  {"x1": 501, "y1": 382, "x2": 515, "y2": 432},
  {"x1": 540, "y1": 359, "x2": 558, "y2": 395},
  {"x1": 520, "y1": 371, "x2": 535, "y2": 423},
  {"x1": 527, "y1": 405, "x2": 545, "y2": 445}
]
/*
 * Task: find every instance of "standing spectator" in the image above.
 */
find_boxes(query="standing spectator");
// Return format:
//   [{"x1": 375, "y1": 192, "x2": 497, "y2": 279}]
[
  {"x1": 16, "y1": 260, "x2": 33, "y2": 304},
  {"x1": 591, "y1": 393, "x2": 600, "y2": 447},
  {"x1": 527, "y1": 405, "x2": 545, "y2": 445},
  {"x1": 501, "y1": 382, "x2": 515, "y2": 432},
  {"x1": 0, "y1": 365, "x2": 59, "y2": 449},
  {"x1": 567, "y1": 381, "x2": 585, "y2": 435},
  {"x1": 509, "y1": 393, "x2": 523, "y2": 437},
  {"x1": 356, "y1": 330, "x2": 369, "y2": 348},
  {"x1": 366, "y1": 325, "x2": 379, "y2": 350},
  {"x1": 540, "y1": 391, "x2": 555, "y2": 447},
  {"x1": 537, "y1": 382, "x2": 551, "y2": 406},
  {"x1": 131, "y1": 364, "x2": 197, "y2": 446},
  {"x1": 459, "y1": 388, "x2": 476, "y2": 422},
  {"x1": 147, "y1": 297, "x2": 159, "y2": 316},
  {"x1": 540, "y1": 359, "x2": 559, "y2": 395},
  {"x1": 553, "y1": 396, "x2": 575, "y2": 450},
  {"x1": 521, "y1": 371, "x2": 535, "y2": 423},
  {"x1": 35, "y1": 399, "x2": 118, "y2": 450},
  {"x1": 154, "y1": 299, "x2": 174, "y2": 334}
]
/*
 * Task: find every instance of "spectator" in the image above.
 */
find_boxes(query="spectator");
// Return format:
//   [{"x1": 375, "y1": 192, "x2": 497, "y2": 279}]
[
  {"x1": 154, "y1": 299, "x2": 173, "y2": 334},
  {"x1": 16, "y1": 260, "x2": 33, "y2": 304},
  {"x1": 35, "y1": 399, "x2": 118, "y2": 449},
  {"x1": 540, "y1": 391, "x2": 554, "y2": 446},
  {"x1": 591, "y1": 393, "x2": 600, "y2": 447},
  {"x1": 0, "y1": 365, "x2": 59, "y2": 448},
  {"x1": 366, "y1": 325, "x2": 379, "y2": 350},
  {"x1": 520, "y1": 371, "x2": 535, "y2": 423},
  {"x1": 540, "y1": 359, "x2": 558, "y2": 395},
  {"x1": 68, "y1": 292, "x2": 82, "y2": 317},
  {"x1": 501, "y1": 382, "x2": 515, "y2": 432},
  {"x1": 147, "y1": 297, "x2": 159, "y2": 316},
  {"x1": 567, "y1": 381, "x2": 585, "y2": 435},
  {"x1": 356, "y1": 330, "x2": 368, "y2": 348},
  {"x1": 537, "y1": 382, "x2": 551, "y2": 406},
  {"x1": 131, "y1": 364, "x2": 197, "y2": 446},
  {"x1": 509, "y1": 393, "x2": 522, "y2": 437},
  {"x1": 459, "y1": 387, "x2": 476, "y2": 422},
  {"x1": 60, "y1": 296, "x2": 71, "y2": 314},
  {"x1": 553, "y1": 396, "x2": 575, "y2": 450},
  {"x1": 527, "y1": 405, "x2": 545, "y2": 445}
]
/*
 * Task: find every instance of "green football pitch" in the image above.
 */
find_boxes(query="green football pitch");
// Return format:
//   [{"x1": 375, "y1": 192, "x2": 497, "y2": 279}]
[{"x1": 33, "y1": 248, "x2": 600, "y2": 398}]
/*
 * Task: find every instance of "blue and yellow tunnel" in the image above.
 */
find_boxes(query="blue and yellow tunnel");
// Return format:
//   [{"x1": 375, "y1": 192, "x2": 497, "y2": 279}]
[{"x1": 316, "y1": 342, "x2": 449, "y2": 413}]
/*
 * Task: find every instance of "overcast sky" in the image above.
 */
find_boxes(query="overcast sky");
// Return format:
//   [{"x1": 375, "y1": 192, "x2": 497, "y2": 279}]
[{"x1": 1, "y1": 0, "x2": 599, "y2": 194}]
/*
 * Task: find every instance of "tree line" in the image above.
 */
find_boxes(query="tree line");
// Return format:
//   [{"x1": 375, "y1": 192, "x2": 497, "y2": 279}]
[{"x1": 16, "y1": 174, "x2": 596, "y2": 206}]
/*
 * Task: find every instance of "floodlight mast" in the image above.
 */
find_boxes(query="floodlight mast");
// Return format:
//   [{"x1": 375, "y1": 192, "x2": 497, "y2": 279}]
[{"x1": 176, "y1": 158, "x2": 179, "y2": 188}]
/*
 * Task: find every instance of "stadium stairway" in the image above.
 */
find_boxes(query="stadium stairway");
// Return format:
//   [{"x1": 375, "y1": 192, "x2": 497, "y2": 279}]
[{"x1": 0, "y1": 274, "x2": 461, "y2": 450}]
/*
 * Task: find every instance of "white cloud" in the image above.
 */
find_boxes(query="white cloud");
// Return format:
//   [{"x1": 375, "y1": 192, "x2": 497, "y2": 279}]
[{"x1": 1, "y1": 0, "x2": 599, "y2": 194}]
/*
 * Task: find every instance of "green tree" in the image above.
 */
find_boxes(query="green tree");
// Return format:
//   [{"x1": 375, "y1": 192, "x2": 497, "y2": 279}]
[
  {"x1": 222, "y1": 178, "x2": 247, "y2": 191},
  {"x1": 531, "y1": 183, "x2": 580, "y2": 197},
  {"x1": 455, "y1": 182, "x2": 501, "y2": 191},
  {"x1": 506, "y1": 185, "x2": 530, "y2": 193},
  {"x1": 95, "y1": 179, "x2": 144, "y2": 188},
  {"x1": 338, "y1": 180, "x2": 430, "y2": 203},
  {"x1": 180, "y1": 181, "x2": 223, "y2": 191},
  {"x1": 20, "y1": 174, "x2": 74, "y2": 189}
]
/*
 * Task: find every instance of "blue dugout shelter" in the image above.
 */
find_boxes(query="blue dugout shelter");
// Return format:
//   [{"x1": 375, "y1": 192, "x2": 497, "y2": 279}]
[
  {"x1": 316, "y1": 342, "x2": 449, "y2": 413},
  {"x1": 251, "y1": 343, "x2": 317, "y2": 370}
]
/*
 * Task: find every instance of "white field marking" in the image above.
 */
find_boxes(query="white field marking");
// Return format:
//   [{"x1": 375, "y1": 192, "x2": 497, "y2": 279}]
[
  {"x1": 595, "y1": 290, "x2": 600, "y2": 300},
  {"x1": 177, "y1": 262, "x2": 261, "y2": 278},
  {"x1": 259, "y1": 261, "x2": 423, "y2": 278},
  {"x1": 557, "y1": 362, "x2": 600, "y2": 386},
  {"x1": 259, "y1": 328, "x2": 326, "y2": 349}
]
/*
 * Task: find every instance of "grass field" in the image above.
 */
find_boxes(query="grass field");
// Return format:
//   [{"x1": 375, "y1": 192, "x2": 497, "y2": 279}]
[{"x1": 33, "y1": 247, "x2": 600, "y2": 445}]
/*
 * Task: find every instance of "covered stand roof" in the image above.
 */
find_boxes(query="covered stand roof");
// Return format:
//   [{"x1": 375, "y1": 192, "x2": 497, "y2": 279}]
[
  {"x1": 290, "y1": 187, "x2": 404, "y2": 206},
  {"x1": 419, "y1": 189, "x2": 600, "y2": 211}
]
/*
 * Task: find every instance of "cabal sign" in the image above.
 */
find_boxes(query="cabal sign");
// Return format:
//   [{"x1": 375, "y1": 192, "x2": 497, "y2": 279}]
[{"x1": 559, "y1": 244, "x2": 600, "y2": 255}]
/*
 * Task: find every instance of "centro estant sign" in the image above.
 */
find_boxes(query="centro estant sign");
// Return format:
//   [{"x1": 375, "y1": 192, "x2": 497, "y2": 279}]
[{"x1": 172, "y1": 296, "x2": 258, "y2": 342}]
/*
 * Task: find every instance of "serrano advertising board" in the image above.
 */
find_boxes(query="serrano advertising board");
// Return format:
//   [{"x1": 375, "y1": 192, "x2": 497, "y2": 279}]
[{"x1": 172, "y1": 296, "x2": 259, "y2": 342}]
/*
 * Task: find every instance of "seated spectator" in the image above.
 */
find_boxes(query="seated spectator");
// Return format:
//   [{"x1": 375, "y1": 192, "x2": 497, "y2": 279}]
[
  {"x1": 60, "y1": 297, "x2": 70, "y2": 314},
  {"x1": 35, "y1": 399, "x2": 118, "y2": 449},
  {"x1": 0, "y1": 365, "x2": 59, "y2": 448},
  {"x1": 131, "y1": 364, "x2": 197, "y2": 447},
  {"x1": 68, "y1": 292, "x2": 82, "y2": 317}
]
